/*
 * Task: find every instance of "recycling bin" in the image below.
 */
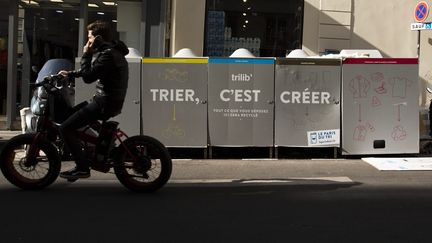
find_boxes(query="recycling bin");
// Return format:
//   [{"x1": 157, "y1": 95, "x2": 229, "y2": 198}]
[
  {"x1": 275, "y1": 58, "x2": 341, "y2": 147},
  {"x1": 341, "y1": 58, "x2": 419, "y2": 154},
  {"x1": 208, "y1": 58, "x2": 275, "y2": 146},
  {"x1": 141, "y1": 58, "x2": 208, "y2": 147}
]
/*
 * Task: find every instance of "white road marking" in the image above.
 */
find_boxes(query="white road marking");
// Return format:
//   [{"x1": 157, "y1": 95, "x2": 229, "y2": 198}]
[
  {"x1": 53, "y1": 177, "x2": 354, "y2": 187},
  {"x1": 168, "y1": 177, "x2": 353, "y2": 186}
]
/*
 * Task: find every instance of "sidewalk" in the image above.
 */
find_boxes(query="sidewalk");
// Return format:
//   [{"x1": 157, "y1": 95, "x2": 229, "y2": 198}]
[
  {"x1": 0, "y1": 129, "x2": 424, "y2": 162},
  {"x1": 0, "y1": 129, "x2": 339, "y2": 159},
  {"x1": 0, "y1": 130, "x2": 21, "y2": 140},
  {"x1": 0, "y1": 130, "x2": 21, "y2": 152},
  {"x1": 0, "y1": 128, "x2": 431, "y2": 188},
  {"x1": 0, "y1": 115, "x2": 22, "y2": 131}
]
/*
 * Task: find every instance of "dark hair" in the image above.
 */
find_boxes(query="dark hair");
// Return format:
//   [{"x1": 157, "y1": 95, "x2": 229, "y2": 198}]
[{"x1": 87, "y1": 20, "x2": 112, "y2": 42}]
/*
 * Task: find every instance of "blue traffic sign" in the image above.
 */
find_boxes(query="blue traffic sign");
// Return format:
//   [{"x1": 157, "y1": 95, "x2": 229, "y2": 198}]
[{"x1": 415, "y1": 1, "x2": 429, "y2": 22}]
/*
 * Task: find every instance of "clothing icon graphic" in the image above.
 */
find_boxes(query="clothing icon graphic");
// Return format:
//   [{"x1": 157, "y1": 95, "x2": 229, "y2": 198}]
[
  {"x1": 374, "y1": 82, "x2": 387, "y2": 94},
  {"x1": 353, "y1": 123, "x2": 375, "y2": 141},
  {"x1": 389, "y1": 77, "x2": 411, "y2": 98},
  {"x1": 391, "y1": 125, "x2": 407, "y2": 141},
  {"x1": 349, "y1": 75, "x2": 370, "y2": 98},
  {"x1": 372, "y1": 96, "x2": 382, "y2": 107}
]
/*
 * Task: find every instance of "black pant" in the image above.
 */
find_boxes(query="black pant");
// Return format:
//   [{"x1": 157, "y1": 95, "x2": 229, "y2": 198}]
[{"x1": 59, "y1": 101, "x2": 107, "y2": 169}]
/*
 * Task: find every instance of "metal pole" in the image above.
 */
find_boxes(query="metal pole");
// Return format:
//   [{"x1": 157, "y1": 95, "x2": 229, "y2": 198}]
[
  {"x1": 158, "y1": 0, "x2": 167, "y2": 56},
  {"x1": 140, "y1": 0, "x2": 147, "y2": 56},
  {"x1": 21, "y1": 26, "x2": 31, "y2": 109},
  {"x1": 78, "y1": 0, "x2": 88, "y2": 57},
  {"x1": 417, "y1": 30, "x2": 421, "y2": 58},
  {"x1": 6, "y1": 0, "x2": 18, "y2": 129},
  {"x1": 148, "y1": 0, "x2": 165, "y2": 57}
]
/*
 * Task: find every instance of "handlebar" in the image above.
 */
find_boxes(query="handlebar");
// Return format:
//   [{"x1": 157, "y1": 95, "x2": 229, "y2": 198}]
[{"x1": 35, "y1": 74, "x2": 67, "y2": 88}]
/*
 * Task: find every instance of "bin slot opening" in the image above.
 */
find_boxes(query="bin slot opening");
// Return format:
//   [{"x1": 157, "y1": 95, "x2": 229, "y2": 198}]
[{"x1": 373, "y1": 140, "x2": 386, "y2": 149}]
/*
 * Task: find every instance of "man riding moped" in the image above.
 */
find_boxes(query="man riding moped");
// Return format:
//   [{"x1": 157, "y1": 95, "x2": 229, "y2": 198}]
[{"x1": 58, "y1": 20, "x2": 129, "y2": 179}]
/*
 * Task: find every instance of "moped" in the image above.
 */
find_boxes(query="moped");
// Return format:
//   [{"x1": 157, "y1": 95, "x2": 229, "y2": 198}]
[{"x1": 0, "y1": 67, "x2": 172, "y2": 192}]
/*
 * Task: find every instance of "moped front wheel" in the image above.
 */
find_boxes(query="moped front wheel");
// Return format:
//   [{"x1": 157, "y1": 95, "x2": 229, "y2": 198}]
[
  {"x1": 0, "y1": 134, "x2": 61, "y2": 190},
  {"x1": 114, "y1": 135, "x2": 172, "y2": 192}
]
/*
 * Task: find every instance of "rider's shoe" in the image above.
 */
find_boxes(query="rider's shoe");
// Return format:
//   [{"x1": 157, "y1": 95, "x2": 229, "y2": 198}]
[{"x1": 59, "y1": 167, "x2": 90, "y2": 179}]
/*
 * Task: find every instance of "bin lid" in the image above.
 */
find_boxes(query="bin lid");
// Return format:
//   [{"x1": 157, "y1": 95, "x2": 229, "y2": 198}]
[
  {"x1": 173, "y1": 48, "x2": 198, "y2": 57},
  {"x1": 230, "y1": 48, "x2": 255, "y2": 58},
  {"x1": 340, "y1": 49, "x2": 383, "y2": 58},
  {"x1": 286, "y1": 49, "x2": 309, "y2": 58},
  {"x1": 126, "y1": 48, "x2": 142, "y2": 58}
]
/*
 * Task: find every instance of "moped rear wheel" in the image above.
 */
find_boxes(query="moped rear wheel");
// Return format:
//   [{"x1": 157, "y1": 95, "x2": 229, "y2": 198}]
[
  {"x1": 114, "y1": 135, "x2": 172, "y2": 192},
  {"x1": 0, "y1": 134, "x2": 61, "y2": 190}
]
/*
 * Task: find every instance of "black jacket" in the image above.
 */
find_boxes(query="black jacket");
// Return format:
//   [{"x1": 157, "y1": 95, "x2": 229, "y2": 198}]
[{"x1": 72, "y1": 40, "x2": 129, "y2": 116}]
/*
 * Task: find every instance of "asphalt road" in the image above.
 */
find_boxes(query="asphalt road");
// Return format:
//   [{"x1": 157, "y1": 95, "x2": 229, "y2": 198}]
[{"x1": 1, "y1": 159, "x2": 432, "y2": 243}]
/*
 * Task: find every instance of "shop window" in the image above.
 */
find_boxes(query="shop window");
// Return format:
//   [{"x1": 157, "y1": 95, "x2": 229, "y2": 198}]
[
  {"x1": 0, "y1": 0, "x2": 8, "y2": 115},
  {"x1": 205, "y1": 0, "x2": 304, "y2": 57},
  {"x1": 18, "y1": 0, "x2": 79, "y2": 111},
  {"x1": 19, "y1": 0, "x2": 80, "y2": 79},
  {"x1": 88, "y1": 1, "x2": 143, "y2": 53},
  {"x1": 88, "y1": 1, "x2": 118, "y2": 40}
]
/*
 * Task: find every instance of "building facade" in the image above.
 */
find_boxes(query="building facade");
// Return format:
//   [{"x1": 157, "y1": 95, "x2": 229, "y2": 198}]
[{"x1": 1, "y1": 0, "x2": 429, "y2": 129}]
